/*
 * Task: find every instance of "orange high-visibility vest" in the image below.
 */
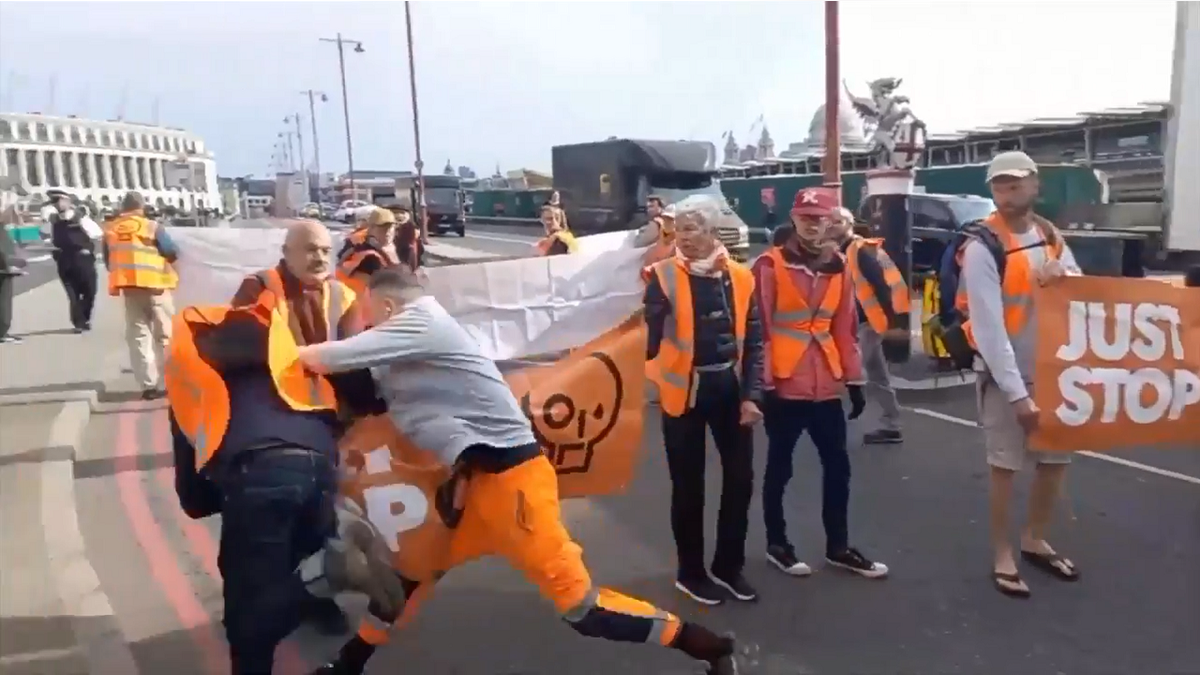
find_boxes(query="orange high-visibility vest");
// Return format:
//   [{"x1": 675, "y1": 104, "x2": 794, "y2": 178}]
[
  {"x1": 165, "y1": 271, "x2": 354, "y2": 469},
  {"x1": 764, "y1": 247, "x2": 845, "y2": 380},
  {"x1": 646, "y1": 257, "x2": 754, "y2": 417},
  {"x1": 845, "y1": 236, "x2": 912, "y2": 334},
  {"x1": 105, "y1": 212, "x2": 178, "y2": 296},
  {"x1": 954, "y1": 213, "x2": 1063, "y2": 349},
  {"x1": 336, "y1": 240, "x2": 398, "y2": 297},
  {"x1": 536, "y1": 230, "x2": 579, "y2": 256}
]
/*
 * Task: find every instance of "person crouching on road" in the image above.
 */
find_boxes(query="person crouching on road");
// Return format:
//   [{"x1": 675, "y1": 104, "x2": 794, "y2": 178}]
[
  {"x1": 828, "y1": 207, "x2": 911, "y2": 444},
  {"x1": 103, "y1": 191, "x2": 178, "y2": 400},
  {"x1": 644, "y1": 196, "x2": 764, "y2": 606},
  {"x1": 536, "y1": 205, "x2": 578, "y2": 255},
  {"x1": 297, "y1": 266, "x2": 741, "y2": 675},
  {"x1": 227, "y1": 219, "x2": 372, "y2": 636},
  {"x1": 166, "y1": 221, "x2": 407, "y2": 675},
  {"x1": 336, "y1": 208, "x2": 401, "y2": 298},
  {"x1": 961, "y1": 152, "x2": 1082, "y2": 597},
  {"x1": 755, "y1": 188, "x2": 889, "y2": 580}
]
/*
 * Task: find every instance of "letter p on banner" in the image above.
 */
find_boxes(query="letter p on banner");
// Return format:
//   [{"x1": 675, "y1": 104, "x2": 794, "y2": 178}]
[{"x1": 1031, "y1": 277, "x2": 1200, "y2": 452}]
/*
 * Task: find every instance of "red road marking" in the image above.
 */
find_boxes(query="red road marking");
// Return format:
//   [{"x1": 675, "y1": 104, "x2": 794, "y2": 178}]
[
  {"x1": 150, "y1": 412, "x2": 312, "y2": 674},
  {"x1": 115, "y1": 409, "x2": 227, "y2": 675}
]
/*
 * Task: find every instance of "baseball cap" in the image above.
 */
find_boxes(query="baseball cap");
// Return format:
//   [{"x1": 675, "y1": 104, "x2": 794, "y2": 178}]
[
  {"x1": 364, "y1": 207, "x2": 396, "y2": 227},
  {"x1": 791, "y1": 187, "x2": 838, "y2": 217},
  {"x1": 986, "y1": 151, "x2": 1038, "y2": 181}
]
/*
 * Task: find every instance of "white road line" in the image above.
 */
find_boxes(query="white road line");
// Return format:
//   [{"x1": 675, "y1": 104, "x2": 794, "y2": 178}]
[
  {"x1": 906, "y1": 406, "x2": 1200, "y2": 486},
  {"x1": 24, "y1": 254, "x2": 52, "y2": 263}
]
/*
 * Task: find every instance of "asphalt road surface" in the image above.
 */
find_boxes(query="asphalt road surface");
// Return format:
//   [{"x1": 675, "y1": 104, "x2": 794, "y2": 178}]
[{"x1": 71, "y1": 385, "x2": 1199, "y2": 675}]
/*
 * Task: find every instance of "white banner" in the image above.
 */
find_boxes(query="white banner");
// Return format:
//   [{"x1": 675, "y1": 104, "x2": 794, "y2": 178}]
[{"x1": 167, "y1": 224, "x2": 646, "y2": 360}]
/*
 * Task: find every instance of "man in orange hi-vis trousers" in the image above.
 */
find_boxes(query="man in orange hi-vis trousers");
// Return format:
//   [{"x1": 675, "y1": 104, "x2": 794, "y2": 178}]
[
  {"x1": 296, "y1": 267, "x2": 740, "y2": 675},
  {"x1": 103, "y1": 191, "x2": 178, "y2": 400}
]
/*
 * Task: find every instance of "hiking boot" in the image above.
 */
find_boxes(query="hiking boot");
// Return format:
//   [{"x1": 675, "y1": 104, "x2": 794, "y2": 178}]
[
  {"x1": 299, "y1": 499, "x2": 408, "y2": 618},
  {"x1": 674, "y1": 575, "x2": 724, "y2": 606},
  {"x1": 826, "y1": 547, "x2": 889, "y2": 579},
  {"x1": 710, "y1": 571, "x2": 757, "y2": 602},
  {"x1": 863, "y1": 429, "x2": 903, "y2": 445},
  {"x1": 670, "y1": 623, "x2": 737, "y2": 674},
  {"x1": 766, "y1": 544, "x2": 812, "y2": 577}
]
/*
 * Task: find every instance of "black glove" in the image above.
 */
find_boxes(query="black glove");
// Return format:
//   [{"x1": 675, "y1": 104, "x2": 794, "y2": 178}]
[{"x1": 847, "y1": 385, "x2": 866, "y2": 420}]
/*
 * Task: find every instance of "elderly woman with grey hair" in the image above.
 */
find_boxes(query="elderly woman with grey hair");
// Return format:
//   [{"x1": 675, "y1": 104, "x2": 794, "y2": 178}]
[{"x1": 642, "y1": 195, "x2": 765, "y2": 606}]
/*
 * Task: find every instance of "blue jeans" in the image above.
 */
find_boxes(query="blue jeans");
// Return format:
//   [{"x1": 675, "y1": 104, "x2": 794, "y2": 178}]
[
  {"x1": 215, "y1": 448, "x2": 336, "y2": 675},
  {"x1": 761, "y1": 396, "x2": 850, "y2": 555}
]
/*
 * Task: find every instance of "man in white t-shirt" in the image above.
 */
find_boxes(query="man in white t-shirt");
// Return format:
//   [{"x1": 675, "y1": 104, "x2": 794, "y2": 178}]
[{"x1": 961, "y1": 151, "x2": 1082, "y2": 598}]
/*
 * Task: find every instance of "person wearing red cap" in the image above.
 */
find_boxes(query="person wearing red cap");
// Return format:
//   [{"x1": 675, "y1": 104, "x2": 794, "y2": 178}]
[{"x1": 753, "y1": 187, "x2": 889, "y2": 580}]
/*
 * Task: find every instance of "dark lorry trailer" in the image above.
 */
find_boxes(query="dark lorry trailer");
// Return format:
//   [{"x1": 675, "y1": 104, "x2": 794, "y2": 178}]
[
  {"x1": 391, "y1": 175, "x2": 467, "y2": 236},
  {"x1": 551, "y1": 139, "x2": 749, "y2": 259}
]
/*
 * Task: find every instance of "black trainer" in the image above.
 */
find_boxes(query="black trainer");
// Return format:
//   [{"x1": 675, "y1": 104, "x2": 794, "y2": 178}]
[
  {"x1": 766, "y1": 544, "x2": 813, "y2": 577},
  {"x1": 710, "y1": 571, "x2": 757, "y2": 602},
  {"x1": 675, "y1": 575, "x2": 724, "y2": 605},
  {"x1": 826, "y1": 547, "x2": 889, "y2": 578},
  {"x1": 863, "y1": 429, "x2": 903, "y2": 445}
]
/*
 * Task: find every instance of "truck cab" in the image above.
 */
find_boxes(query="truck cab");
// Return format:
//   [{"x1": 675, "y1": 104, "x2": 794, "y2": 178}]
[{"x1": 551, "y1": 139, "x2": 750, "y2": 260}]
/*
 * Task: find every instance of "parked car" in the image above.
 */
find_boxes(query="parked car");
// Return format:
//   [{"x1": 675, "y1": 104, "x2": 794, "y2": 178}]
[{"x1": 332, "y1": 200, "x2": 372, "y2": 224}]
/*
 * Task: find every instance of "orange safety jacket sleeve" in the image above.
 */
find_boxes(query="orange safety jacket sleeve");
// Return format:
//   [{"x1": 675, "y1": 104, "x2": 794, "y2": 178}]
[{"x1": 852, "y1": 245, "x2": 900, "y2": 330}]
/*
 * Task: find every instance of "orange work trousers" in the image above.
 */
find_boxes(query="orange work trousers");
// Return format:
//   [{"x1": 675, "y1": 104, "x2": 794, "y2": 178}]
[{"x1": 358, "y1": 455, "x2": 681, "y2": 648}]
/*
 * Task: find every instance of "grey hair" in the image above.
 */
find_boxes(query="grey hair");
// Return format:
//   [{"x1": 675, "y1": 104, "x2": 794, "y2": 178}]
[
  {"x1": 672, "y1": 195, "x2": 724, "y2": 236},
  {"x1": 832, "y1": 206, "x2": 854, "y2": 224}
]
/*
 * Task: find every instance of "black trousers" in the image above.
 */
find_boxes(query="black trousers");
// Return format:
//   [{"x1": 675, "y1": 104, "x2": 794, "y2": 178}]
[
  {"x1": 761, "y1": 395, "x2": 850, "y2": 555},
  {"x1": 54, "y1": 253, "x2": 97, "y2": 329},
  {"x1": 214, "y1": 448, "x2": 336, "y2": 675},
  {"x1": 661, "y1": 369, "x2": 754, "y2": 581},
  {"x1": 0, "y1": 274, "x2": 13, "y2": 338}
]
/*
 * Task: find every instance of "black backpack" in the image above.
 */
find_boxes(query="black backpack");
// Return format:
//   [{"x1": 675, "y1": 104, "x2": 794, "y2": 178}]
[{"x1": 931, "y1": 219, "x2": 1055, "y2": 369}]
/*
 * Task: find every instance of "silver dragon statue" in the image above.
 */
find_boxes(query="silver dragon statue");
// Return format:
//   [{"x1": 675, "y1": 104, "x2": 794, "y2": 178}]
[{"x1": 845, "y1": 77, "x2": 928, "y2": 170}]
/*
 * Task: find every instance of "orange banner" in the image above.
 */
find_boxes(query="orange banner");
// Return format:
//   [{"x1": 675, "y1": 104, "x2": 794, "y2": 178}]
[
  {"x1": 338, "y1": 316, "x2": 648, "y2": 583},
  {"x1": 1030, "y1": 276, "x2": 1200, "y2": 452}
]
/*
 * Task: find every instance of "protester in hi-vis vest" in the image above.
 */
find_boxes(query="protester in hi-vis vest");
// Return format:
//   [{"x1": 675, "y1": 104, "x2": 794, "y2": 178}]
[
  {"x1": 297, "y1": 266, "x2": 741, "y2": 675},
  {"x1": 959, "y1": 151, "x2": 1082, "y2": 598},
  {"x1": 754, "y1": 187, "x2": 889, "y2": 581},
  {"x1": 638, "y1": 197, "x2": 679, "y2": 267},
  {"x1": 829, "y1": 207, "x2": 912, "y2": 444},
  {"x1": 166, "y1": 220, "x2": 406, "y2": 674},
  {"x1": 535, "y1": 204, "x2": 578, "y2": 256},
  {"x1": 643, "y1": 195, "x2": 764, "y2": 607},
  {"x1": 336, "y1": 207, "x2": 402, "y2": 298},
  {"x1": 103, "y1": 191, "x2": 179, "y2": 400}
]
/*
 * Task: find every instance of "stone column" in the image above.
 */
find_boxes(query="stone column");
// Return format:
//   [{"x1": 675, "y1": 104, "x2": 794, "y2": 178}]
[
  {"x1": 154, "y1": 159, "x2": 165, "y2": 191},
  {"x1": 100, "y1": 153, "x2": 114, "y2": 190},
  {"x1": 115, "y1": 155, "x2": 128, "y2": 191},
  {"x1": 34, "y1": 150, "x2": 47, "y2": 188},
  {"x1": 51, "y1": 151, "x2": 66, "y2": 188},
  {"x1": 85, "y1": 153, "x2": 99, "y2": 189},
  {"x1": 16, "y1": 149, "x2": 30, "y2": 191},
  {"x1": 69, "y1": 153, "x2": 83, "y2": 189}
]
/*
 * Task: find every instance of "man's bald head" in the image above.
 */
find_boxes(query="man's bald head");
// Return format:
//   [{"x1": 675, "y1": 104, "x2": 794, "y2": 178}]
[{"x1": 282, "y1": 219, "x2": 334, "y2": 286}]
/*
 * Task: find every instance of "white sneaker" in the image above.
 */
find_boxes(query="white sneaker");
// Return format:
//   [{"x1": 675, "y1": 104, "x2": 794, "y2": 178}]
[{"x1": 766, "y1": 545, "x2": 813, "y2": 577}]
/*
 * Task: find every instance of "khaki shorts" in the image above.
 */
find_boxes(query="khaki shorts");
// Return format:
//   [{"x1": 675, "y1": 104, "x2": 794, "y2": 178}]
[{"x1": 976, "y1": 377, "x2": 1071, "y2": 472}]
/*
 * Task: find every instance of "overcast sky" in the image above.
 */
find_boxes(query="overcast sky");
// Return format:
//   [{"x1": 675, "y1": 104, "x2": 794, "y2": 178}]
[{"x1": 0, "y1": 2, "x2": 1180, "y2": 178}]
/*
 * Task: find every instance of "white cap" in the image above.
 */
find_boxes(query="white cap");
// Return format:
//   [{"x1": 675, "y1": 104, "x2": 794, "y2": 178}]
[{"x1": 986, "y1": 151, "x2": 1038, "y2": 181}]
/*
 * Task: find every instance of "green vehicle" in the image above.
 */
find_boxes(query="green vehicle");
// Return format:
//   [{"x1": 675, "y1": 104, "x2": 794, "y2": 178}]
[{"x1": 720, "y1": 162, "x2": 1104, "y2": 232}]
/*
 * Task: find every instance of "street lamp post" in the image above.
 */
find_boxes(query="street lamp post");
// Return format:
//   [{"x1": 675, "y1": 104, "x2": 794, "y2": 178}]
[
  {"x1": 278, "y1": 131, "x2": 295, "y2": 172},
  {"x1": 284, "y1": 113, "x2": 308, "y2": 199},
  {"x1": 300, "y1": 90, "x2": 328, "y2": 199},
  {"x1": 404, "y1": 1, "x2": 429, "y2": 242},
  {"x1": 319, "y1": 34, "x2": 365, "y2": 200},
  {"x1": 823, "y1": 1, "x2": 842, "y2": 202}
]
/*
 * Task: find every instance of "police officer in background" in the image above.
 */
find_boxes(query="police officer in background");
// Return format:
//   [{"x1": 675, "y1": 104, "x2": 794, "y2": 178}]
[
  {"x1": 644, "y1": 195, "x2": 764, "y2": 606},
  {"x1": 48, "y1": 190, "x2": 101, "y2": 333},
  {"x1": 828, "y1": 207, "x2": 911, "y2": 444}
]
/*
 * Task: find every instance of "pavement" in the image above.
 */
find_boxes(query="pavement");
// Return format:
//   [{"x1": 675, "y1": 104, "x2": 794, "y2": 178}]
[{"x1": 1, "y1": 225, "x2": 1197, "y2": 675}]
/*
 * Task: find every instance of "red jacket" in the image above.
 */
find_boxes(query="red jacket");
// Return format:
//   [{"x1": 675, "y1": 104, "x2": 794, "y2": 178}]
[{"x1": 753, "y1": 251, "x2": 864, "y2": 401}]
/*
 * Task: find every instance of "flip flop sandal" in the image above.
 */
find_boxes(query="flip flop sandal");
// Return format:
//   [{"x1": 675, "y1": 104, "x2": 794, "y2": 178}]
[
  {"x1": 1021, "y1": 550, "x2": 1080, "y2": 581},
  {"x1": 992, "y1": 571, "x2": 1031, "y2": 598}
]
